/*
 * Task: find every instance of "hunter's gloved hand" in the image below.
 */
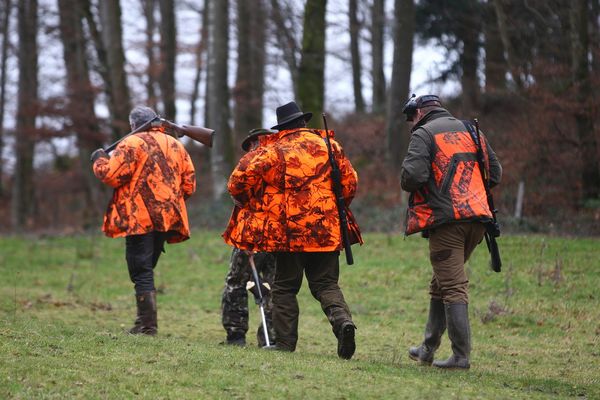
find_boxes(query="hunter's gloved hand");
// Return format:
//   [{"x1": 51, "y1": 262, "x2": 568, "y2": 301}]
[{"x1": 90, "y1": 148, "x2": 108, "y2": 163}]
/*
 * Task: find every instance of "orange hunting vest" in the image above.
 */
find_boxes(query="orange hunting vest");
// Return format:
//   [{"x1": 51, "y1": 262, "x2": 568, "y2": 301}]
[{"x1": 406, "y1": 119, "x2": 492, "y2": 235}]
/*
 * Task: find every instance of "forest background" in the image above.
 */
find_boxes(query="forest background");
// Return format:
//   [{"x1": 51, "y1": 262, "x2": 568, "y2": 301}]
[{"x1": 0, "y1": 0, "x2": 599, "y2": 236}]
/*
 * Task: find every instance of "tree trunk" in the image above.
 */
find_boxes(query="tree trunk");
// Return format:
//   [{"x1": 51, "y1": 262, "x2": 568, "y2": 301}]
[
  {"x1": 570, "y1": 0, "x2": 600, "y2": 200},
  {"x1": 206, "y1": 0, "x2": 232, "y2": 200},
  {"x1": 493, "y1": 0, "x2": 523, "y2": 90},
  {"x1": 0, "y1": 0, "x2": 11, "y2": 197},
  {"x1": 12, "y1": 0, "x2": 37, "y2": 230},
  {"x1": 371, "y1": 0, "x2": 386, "y2": 114},
  {"x1": 141, "y1": 0, "x2": 158, "y2": 110},
  {"x1": 457, "y1": 1, "x2": 479, "y2": 112},
  {"x1": 81, "y1": 0, "x2": 128, "y2": 141},
  {"x1": 158, "y1": 0, "x2": 176, "y2": 120},
  {"x1": 190, "y1": 0, "x2": 208, "y2": 126},
  {"x1": 349, "y1": 0, "x2": 365, "y2": 113},
  {"x1": 98, "y1": 0, "x2": 131, "y2": 135},
  {"x1": 484, "y1": 1, "x2": 506, "y2": 93},
  {"x1": 234, "y1": 0, "x2": 266, "y2": 158},
  {"x1": 271, "y1": 0, "x2": 300, "y2": 99},
  {"x1": 58, "y1": 0, "x2": 105, "y2": 220},
  {"x1": 298, "y1": 0, "x2": 327, "y2": 128},
  {"x1": 386, "y1": 0, "x2": 414, "y2": 169},
  {"x1": 591, "y1": 0, "x2": 599, "y2": 75}
]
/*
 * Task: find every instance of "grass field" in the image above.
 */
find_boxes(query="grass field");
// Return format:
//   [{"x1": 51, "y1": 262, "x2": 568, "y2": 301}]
[{"x1": 1, "y1": 232, "x2": 599, "y2": 399}]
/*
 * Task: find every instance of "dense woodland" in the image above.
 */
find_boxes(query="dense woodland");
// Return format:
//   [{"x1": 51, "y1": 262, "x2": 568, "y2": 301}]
[{"x1": 0, "y1": 0, "x2": 598, "y2": 235}]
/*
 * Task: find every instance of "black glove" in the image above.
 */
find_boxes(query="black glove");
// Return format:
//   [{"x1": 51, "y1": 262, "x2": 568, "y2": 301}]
[{"x1": 90, "y1": 148, "x2": 108, "y2": 163}]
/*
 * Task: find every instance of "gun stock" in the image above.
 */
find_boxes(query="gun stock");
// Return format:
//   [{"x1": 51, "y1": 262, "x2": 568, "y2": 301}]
[{"x1": 177, "y1": 124, "x2": 215, "y2": 148}]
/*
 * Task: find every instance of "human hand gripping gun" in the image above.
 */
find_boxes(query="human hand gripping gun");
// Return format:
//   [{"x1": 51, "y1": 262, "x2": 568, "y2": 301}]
[
  {"x1": 103, "y1": 116, "x2": 215, "y2": 154},
  {"x1": 465, "y1": 119, "x2": 502, "y2": 273},
  {"x1": 247, "y1": 253, "x2": 275, "y2": 348},
  {"x1": 322, "y1": 114, "x2": 354, "y2": 265}
]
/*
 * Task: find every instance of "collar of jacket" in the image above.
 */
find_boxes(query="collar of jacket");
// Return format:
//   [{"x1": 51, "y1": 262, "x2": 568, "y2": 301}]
[
  {"x1": 411, "y1": 107, "x2": 453, "y2": 133},
  {"x1": 275, "y1": 128, "x2": 316, "y2": 140}
]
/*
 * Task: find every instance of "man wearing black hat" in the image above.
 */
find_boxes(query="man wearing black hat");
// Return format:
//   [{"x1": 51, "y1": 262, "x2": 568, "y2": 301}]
[
  {"x1": 226, "y1": 101, "x2": 361, "y2": 359},
  {"x1": 221, "y1": 129, "x2": 277, "y2": 347},
  {"x1": 400, "y1": 94, "x2": 502, "y2": 369}
]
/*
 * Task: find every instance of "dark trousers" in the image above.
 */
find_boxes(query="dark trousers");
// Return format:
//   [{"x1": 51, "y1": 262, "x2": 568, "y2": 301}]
[
  {"x1": 272, "y1": 251, "x2": 352, "y2": 351},
  {"x1": 125, "y1": 232, "x2": 168, "y2": 295},
  {"x1": 428, "y1": 222, "x2": 486, "y2": 304}
]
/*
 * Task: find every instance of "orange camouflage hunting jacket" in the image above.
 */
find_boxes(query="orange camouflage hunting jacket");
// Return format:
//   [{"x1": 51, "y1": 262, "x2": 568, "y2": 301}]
[
  {"x1": 93, "y1": 127, "x2": 196, "y2": 243},
  {"x1": 223, "y1": 129, "x2": 362, "y2": 252}
]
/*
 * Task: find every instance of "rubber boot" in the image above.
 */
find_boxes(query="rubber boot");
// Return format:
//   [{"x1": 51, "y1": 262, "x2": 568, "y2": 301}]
[
  {"x1": 408, "y1": 298, "x2": 446, "y2": 364},
  {"x1": 433, "y1": 303, "x2": 470, "y2": 369},
  {"x1": 129, "y1": 291, "x2": 157, "y2": 336}
]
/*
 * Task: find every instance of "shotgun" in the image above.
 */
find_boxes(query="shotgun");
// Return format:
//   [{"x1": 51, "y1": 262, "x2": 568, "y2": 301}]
[
  {"x1": 322, "y1": 113, "x2": 354, "y2": 265},
  {"x1": 104, "y1": 118, "x2": 215, "y2": 153},
  {"x1": 463, "y1": 119, "x2": 502, "y2": 272}
]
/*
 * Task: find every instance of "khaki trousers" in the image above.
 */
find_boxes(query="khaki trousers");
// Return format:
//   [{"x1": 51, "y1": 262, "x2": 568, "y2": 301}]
[{"x1": 428, "y1": 222, "x2": 486, "y2": 304}]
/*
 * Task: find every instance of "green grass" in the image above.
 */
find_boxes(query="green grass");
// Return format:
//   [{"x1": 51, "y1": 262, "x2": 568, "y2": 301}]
[{"x1": 1, "y1": 232, "x2": 599, "y2": 399}]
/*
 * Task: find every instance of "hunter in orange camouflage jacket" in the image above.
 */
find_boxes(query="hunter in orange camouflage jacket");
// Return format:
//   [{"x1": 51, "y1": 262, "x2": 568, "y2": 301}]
[
  {"x1": 223, "y1": 128, "x2": 362, "y2": 252},
  {"x1": 93, "y1": 127, "x2": 196, "y2": 243}
]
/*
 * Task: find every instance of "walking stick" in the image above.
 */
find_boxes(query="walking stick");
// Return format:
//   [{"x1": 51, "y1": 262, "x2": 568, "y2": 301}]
[{"x1": 247, "y1": 253, "x2": 275, "y2": 348}]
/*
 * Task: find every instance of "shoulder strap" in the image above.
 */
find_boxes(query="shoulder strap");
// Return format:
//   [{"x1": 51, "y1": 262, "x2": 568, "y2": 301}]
[{"x1": 462, "y1": 119, "x2": 489, "y2": 187}]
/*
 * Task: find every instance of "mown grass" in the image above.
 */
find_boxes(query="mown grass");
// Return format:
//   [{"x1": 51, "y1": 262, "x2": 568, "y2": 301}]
[{"x1": 1, "y1": 232, "x2": 599, "y2": 399}]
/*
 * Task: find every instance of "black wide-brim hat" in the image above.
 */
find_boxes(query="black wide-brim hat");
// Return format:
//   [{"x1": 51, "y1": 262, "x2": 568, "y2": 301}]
[
  {"x1": 241, "y1": 128, "x2": 277, "y2": 151},
  {"x1": 271, "y1": 101, "x2": 312, "y2": 130}
]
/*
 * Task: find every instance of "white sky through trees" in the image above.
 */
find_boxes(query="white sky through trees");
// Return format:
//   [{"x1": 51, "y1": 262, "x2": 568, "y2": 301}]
[{"x1": 1, "y1": 0, "x2": 458, "y2": 172}]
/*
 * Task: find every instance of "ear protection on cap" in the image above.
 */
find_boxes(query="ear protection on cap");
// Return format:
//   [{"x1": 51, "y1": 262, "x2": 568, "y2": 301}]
[
  {"x1": 402, "y1": 94, "x2": 417, "y2": 122},
  {"x1": 401, "y1": 94, "x2": 441, "y2": 122}
]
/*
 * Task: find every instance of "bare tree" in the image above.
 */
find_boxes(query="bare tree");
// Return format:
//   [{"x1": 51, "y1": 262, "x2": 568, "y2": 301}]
[
  {"x1": 0, "y1": 0, "x2": 12, "y2": 197},
  {"x1": 456, "y1": 1, "x2": 480, "y2": 111},
  {"x1": 190, "y1": 0, "x2": 208, "y2": 126},
  {"x1": 12, "y1": 0, "x2": 38, "y2": 230},
  {"x1": 57, "y1": 0, "x2": 105, "y2": 218},
  {"x1": 493, "y1": 0, "x2": 523, "y2": 90},
  {"x1": 206, "y1": 0, "x2": 232, "y2": 199},
  {"x1": 484, "y1": 1, "x2": 506, "y2": 93},
  {"x1": 158, "y1": 0, "x2": 176, "y2": 120},
  {"x1": 98, "y1": 0, "x2": 131, "y2": 135},
  {"x1": 234, "y1": 0, "x2": 266, "y2": 157},
  {"x1": 570, "y1": 0, "x2": 600, "y2": 200},
  {"x1": 271, "y1": 0, "x2": 301, "y2": 98},
  {"x1": 349, "y1": 0, "x2": 365, "y2": 113},
  {"x1": 371, "y1": 0, "x2": 386, "y2": 114},
  {"x1": 591, "y1": 0, "x2": 599, "y2": 75},
  {"x1": 81, "y1": 0, "x2": 130, "y2": 141},
  {"x1": 141, "y1": 0, "x2": 158, "y2": 110},
  {"x1": 386, "y1": 0, "x2": 414, "y2": 169},
  {"x1": 298, "y1": 0, "x2": 327, "y2": 127}
]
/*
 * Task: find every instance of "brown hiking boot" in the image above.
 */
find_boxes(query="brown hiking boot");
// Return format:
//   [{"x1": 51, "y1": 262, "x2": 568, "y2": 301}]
[
  {"x1": 337, "y1": 321, "x2": 356, "y2": 360},
  {"x1": 129, "y1": 291, "x2": 157, "y2": 336}
]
